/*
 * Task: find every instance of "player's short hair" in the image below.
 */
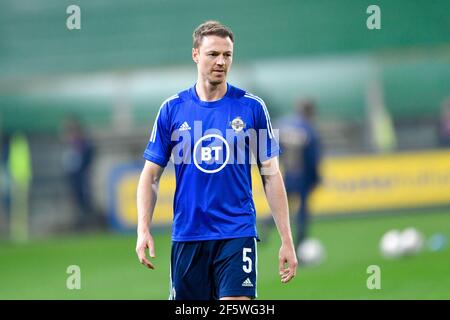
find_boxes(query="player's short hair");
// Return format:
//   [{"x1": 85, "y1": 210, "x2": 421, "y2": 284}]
[{"x1": 193, "y1": 20, "x2": 234, "y2": 49}]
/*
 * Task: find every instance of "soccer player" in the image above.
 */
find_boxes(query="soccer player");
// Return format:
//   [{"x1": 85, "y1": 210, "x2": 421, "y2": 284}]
[
  {"x1": 279, "y1": 99, "x2": 321, "y2": 249},
  {"x1": 136, "y1": 20, "x2": 297, "y2": 300}
]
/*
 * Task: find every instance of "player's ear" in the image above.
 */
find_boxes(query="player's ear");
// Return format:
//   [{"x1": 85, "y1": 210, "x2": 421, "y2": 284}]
[{"x1": 192, "y1": 48, "x2": 199, "y2": 64}]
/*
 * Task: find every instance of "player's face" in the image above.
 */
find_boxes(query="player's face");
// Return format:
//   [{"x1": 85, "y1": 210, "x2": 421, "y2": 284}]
[{"x1": 193, "y1": 35, "x2": 233, "y2": 86}]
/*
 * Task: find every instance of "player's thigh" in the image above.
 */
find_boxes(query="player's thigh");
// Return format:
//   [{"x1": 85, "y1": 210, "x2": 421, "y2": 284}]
[
  {"x1": 214, "y1": 237, "x2": 257, "y2": 299},
  {"x1": 170, "y1": 241, "x2": 214, "y2": 300}
]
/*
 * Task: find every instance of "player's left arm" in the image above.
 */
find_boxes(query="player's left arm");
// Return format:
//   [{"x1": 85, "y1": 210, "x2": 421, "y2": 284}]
[{"x1": 259, "y1": 157, "x2": 298, "y2": 283}]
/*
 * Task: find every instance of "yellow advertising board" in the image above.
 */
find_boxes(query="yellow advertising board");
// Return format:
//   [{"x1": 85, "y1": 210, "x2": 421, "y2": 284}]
[
  {"x1": 109, "y1": 150, "x2": 450, "y2": 230},
  {"x1": 310, "y1": 149, "x2": 450, "y2": 214}
]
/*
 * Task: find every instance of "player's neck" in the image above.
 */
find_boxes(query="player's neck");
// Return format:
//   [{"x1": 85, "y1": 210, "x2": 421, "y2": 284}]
[{"x1": 195, "y1": 80, "x2": 227, "y2": 102}]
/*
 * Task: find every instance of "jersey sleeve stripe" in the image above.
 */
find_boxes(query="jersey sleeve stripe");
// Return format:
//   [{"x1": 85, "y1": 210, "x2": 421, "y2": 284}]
[
  {"x1": 150, "y1": 94, "x2": 178, "y2": 143},
  {"x1": 244, "y1": 93, "x2": 274, "y2": 139}
]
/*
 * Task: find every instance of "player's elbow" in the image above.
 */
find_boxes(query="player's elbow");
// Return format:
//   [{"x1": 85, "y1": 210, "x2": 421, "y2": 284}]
[
  {"x1": 259, "y1": 157, "x2": 280, "y2": 176},
  {"x1": 261, "y1": 168, "x2": 283, "y2": 188},
  {"x1": 138, "y1": 169, "x2": 160, "y2": 192},
  {"x1": 141, "y1": 161, "x2": 164, "y2": 185}
]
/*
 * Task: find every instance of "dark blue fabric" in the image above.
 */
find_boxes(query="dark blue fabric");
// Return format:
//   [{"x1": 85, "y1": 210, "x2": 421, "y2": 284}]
[
  {"x1": 283, "y1": 118, "x2": 320, "y2": 193},
  {"x1": 170, "y1": 237, "x2": 257, "y2": 300}
]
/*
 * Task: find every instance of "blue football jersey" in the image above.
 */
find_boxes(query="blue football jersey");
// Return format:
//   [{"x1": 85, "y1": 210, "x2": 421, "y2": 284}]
[{"x1": 143, "y1": 83, "x2": 280, "y2": 241}]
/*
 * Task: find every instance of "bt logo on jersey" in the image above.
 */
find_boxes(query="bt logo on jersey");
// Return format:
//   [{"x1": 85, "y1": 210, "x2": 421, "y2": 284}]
[
  {"x1": 169, "y1": 120, "x2": 279, "y2": 175},
  {"x1": 194, "y1": 134, "x2": 230, "y2": 174},
  {"x1": 201, "y1": 145, "x2": 222, "y2": 161}
]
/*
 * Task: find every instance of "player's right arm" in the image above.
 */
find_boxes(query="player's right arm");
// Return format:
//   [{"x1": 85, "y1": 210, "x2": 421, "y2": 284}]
[{"x1": 136, "y1": 160, "x2": 165, "y2": 269}]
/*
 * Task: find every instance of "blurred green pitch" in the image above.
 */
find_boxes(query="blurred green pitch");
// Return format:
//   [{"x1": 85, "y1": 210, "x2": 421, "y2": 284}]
[{"x1": 0, "y1": 210, "x2": 449, "y2": 300}]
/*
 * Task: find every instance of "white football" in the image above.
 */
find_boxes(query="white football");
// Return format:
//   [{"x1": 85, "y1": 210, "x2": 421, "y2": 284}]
[
  {"x1": 400, "y1": 227, "x2": 424, "y2": 255},
  {"x1": 380, "y1": 229, "x2": 403, "y2": 258},
  {"x1": 297, "y1": 238, "x2": 325, "y2": 266}
]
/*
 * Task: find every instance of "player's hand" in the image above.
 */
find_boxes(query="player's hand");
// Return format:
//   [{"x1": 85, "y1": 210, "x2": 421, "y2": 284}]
[
  {"x1": 136, "y1": 230, "x2": 156, "y2": 269},
  {"x1": 278, "y1": 243, "x2": 298, "y2": 283}
]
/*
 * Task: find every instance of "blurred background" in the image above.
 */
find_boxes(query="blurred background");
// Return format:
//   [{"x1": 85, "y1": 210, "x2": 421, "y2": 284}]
[{"x1": 0, "y1": 0, "x2": 449, "y2": 299}]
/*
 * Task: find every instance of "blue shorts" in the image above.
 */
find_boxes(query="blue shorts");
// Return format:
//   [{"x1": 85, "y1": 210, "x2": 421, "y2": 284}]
[{"x1": 169, "y1": 237, "x2": 258, "y2": 300}]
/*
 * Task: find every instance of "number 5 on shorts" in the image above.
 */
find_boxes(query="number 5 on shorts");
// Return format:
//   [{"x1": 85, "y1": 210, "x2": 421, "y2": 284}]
[{"x1": 242, "y1": 248, "x2": 252, "y2": 273}]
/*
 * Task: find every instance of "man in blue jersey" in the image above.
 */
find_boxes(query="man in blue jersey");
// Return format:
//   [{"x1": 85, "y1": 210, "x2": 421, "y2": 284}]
[{"x1": 136, "y1": 20, "x2": 297, "y2": 300}]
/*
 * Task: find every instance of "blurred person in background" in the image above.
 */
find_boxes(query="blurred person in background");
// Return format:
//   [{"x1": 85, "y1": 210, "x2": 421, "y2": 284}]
[
  {"x1": 61, "y1": 116, "x2": 96, "y2": 231},
  {"x1": 278, "y1": 99, "x2": 322, "y2": 249},
  {"x1": 438, "y1": 98, "x2": 450, "y2": 147},
  {"x1": 6, "y1": 132, "x2": 32, "y2": 242},
  {"x1": 0, "y1": 131, "x2": 11, "y2": 234},
  {"x1": 0, "y1": 127, "x2": 33, "y2": 242}
]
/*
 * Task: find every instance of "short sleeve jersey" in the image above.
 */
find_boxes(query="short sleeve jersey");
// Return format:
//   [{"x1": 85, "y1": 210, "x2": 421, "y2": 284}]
[{"x1": 143, "y1": 83, "x2": 280, "y2": 241}]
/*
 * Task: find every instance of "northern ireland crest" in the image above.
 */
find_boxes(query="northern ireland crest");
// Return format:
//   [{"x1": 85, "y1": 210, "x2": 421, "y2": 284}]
[{"x1": 230, "y1": 117, "x2": 245, "y2": 132}]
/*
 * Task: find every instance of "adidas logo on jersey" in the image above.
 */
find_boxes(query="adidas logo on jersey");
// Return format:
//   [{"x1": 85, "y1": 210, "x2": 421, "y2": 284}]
[
  {"x1": 242, "y1": 278, "x2": 253, "y2": 287},
  {"x1": 178, "y1": 121, "x2": 191, "y2": 131}
]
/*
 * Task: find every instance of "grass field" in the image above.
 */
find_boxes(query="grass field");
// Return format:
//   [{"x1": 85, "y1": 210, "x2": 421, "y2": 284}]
[{"x1": 0, "y1": 210, "x2": 449, "y2": 300}]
